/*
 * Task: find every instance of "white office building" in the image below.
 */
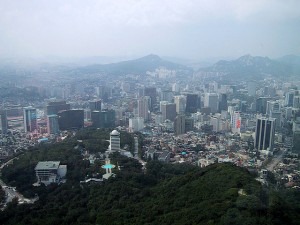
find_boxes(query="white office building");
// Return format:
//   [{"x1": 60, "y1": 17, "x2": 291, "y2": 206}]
[
  {"x1": 35, "y1": 161, "x2": 67, "y2": 186},
  {"x1": 110, "y1": 130, "x2": 120, "y2": 152},
  {"x1": 174, "y1": 95, "x2": 186, "y2": 114},
  {"x1": 129, "y1": 117, "x2": 144, "y2": 132},
  {"x1": 231, "y1": 111, "x2": 241, "y2": 134}
]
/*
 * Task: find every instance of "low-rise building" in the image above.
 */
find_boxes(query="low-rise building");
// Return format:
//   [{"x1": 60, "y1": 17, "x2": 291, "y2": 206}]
[{"x1": 35, "y1": 161, "x2": 67, "y2": 185}]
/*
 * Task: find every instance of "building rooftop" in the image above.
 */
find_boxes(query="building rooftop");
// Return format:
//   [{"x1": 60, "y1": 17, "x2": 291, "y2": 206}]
[
  {"x1": 35, "y1": 161, "x2": 60, "y2": 170},
  {"x1": 111, "y1": 130, "x2": 120, "y2": 135}
]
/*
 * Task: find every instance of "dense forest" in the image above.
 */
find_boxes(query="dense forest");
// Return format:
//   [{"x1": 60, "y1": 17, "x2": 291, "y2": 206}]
[{"x1": 0, "y1": 128, "x2": 300, "y2": 225}]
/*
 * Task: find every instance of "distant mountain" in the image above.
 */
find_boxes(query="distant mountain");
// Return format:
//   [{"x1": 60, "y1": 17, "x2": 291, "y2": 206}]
[
  {"x1": 276, "y1": 54, "x2": 300, "y2": 75},
  {"x1": 199, "y1": 54, "x2": 297, "y2": 80},
  {"x1": 76, "y1": 54, "x2": 192, "y2": 75},
  {"x1": 277, "y1": 54, "x2": 300, "y2": 65}
]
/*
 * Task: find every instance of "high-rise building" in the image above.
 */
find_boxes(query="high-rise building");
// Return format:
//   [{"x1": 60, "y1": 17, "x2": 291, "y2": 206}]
[
  {"x1": 256, "y1": 97, "x2": 270, "y2": 114},
  {"x1": 204, "y1": 93, "x2": 219, "y2": 114},
  {"x1": 0, "y1": 110, "x2": 8, "y2": 135},
  {"x1": 172, "y1": 83, "x2": 180, "y2": 92},
  {"x1": 47, "y1": 115, "x2": 59, "y2": 135},
  {"x1": 174, "y1": 114, "x2": 185, "y2": 135},
  {"x1": 285, "y1": 107, "x2": 293, "y2": 121},
  {"x1": 219, "y1": 93, "x2": 228, "y2": 111},
  {"x1": 292, "y1": 117, "x2": 300, "y2": 154},
  {"x1": 159, "y1": 101, "x2": 169, "y2": 112},
  {"x1": 109, "y1": 130, "x2": 120, "y2": 152},
  {"x1": 144, "y1": 87, "x2": 157, "y2": 111},
  {"x1": 293, "y1": 117, "x2": 300, "y2": 133},
  {"x1": 58, "y1": 109, "x2": 84, "y2": 130},
  {"x1": 270, "y1": 111, "x2": 282, "y2": 130},
  {"x1": 210, "y1": 116, "x2": 220, "y2": 132},
  {"x1": 23, "y1": 106, "x2": 37, "y2": 132},
  {"x1": 186, "y1": 94, "x2": 200, "y2": 113},
  {"x1": 185, "y1": 117, "x2": 194, "y2": 132},
  {"x1": 91, "y1": 110, "x2": 116, "y2": 128},
  {"x1": 161, "y1": 102, "x2": 176, "y2": 122},
  {"x1": 231, "y1": 111, "x2": 241, "y2": 134},
  {"x1": 266, "y1": 100, "x2": 281, "y2": 130},
  {"x1": 89, "y1": 99, "x2": 101, "y2": 111},
  {"x1": 95, "y1": 85, "x2": 111, "y2": 101},
  {"x1": 137, "y1": 96, "x2": 150, "y2": 121},
  {"x1": 160, "y1": 90, "x2": 174, "y2": 102},
  {"x1": 254, "y1": 117, "x2": 276, "y2": 151},
  {"x1": 266, "y1": 100, "x2": 280, "y2": 116},
  {"x1": 46, "y1": 100, "x2": 70, "y2": 116},
  {"x1": 129, "y1": 117, "x2": 144, "y2": 132},
  {"x1": 285, "y1": 91, "x2": 295, "y2": 106},
  {"x1": 292, "y1": 131, "x2": 300, "y2": 154},
  {"x1": 174, "y1": 95, "x2": 186, "y2": 114},
  {"x1": 293, "y1": 96, "x2": 300, "y2": 109}
]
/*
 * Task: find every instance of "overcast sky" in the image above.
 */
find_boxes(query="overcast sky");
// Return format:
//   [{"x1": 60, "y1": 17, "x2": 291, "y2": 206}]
[{"x1": 0, "y1": 0, "x2": 299, "y2": 60}]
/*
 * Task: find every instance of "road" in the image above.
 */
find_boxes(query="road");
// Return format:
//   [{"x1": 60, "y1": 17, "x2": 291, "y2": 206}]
[
  {"x1": 266, "y1": 149, "x2": 286, "y2": 171},
  {"x1": 0, "y1": 156, "x2": 38, "y2": 209}
]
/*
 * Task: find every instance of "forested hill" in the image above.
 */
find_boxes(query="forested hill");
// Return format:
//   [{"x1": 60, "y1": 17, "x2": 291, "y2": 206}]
[{"x1": 0, "y1": 129, "x2": 300, "y2": 224}]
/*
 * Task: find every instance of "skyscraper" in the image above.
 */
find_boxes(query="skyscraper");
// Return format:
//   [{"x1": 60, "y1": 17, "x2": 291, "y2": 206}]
[
  {"x1": 91, "y1": 110, "x2": 116, "y2": 128},
  {"x1": 293, "y1": 96, "x2": 300, "y2": 109},
  {"x1": 185, "y1": 117, "x2": 194, "y2": 132},
  {"x1": 89, "y1": 99, "x2": 102, "y2": 111},
  {"x1": 23, "y1": 107, "x2": 37, "y2": 132},
  {"x1": 137, "y1": 96, "x2": 150, "y2": 121},
  {"x1": 292, "y1": 117, "x2": 300, "y2": 154},
  {"x1": 231, "y1": 111, "x2": 241, "y2": 134},
  {"x1": 219, "y1": 93, "x2": 228, "y2": 111},
  {"x1": 266, "y1": 100, "x2": 281, "y2": 130},
  {"x1": 174, "y1": 95, "x2": 186, "y2": 114},
  {"x1": 0, "y1": 110, "x2": 8, "y2": 135},
  {"x1": 204, "y1": 93, "x2": 219, "y2": 114},
  {"x1": 254, "y1": 117, "x2": 276, "y2": 151},
  {"x1": 256, "y1": 97, "x2": 270, "y2": 114},
  {"x1": 58, "y1": 109, "x2": 84, "y2": 130},
  {"x1": 266, "y1": 100, "x2": 280, "y2": 116},
  {"x1": 172, "y1": 83, "x2": 180, "y2": 92},
  {"x1": 161, "y1": 102, "x2": 176, "y2": 122},
  {"x1": 129, "y1": 117, "x2": 144, "y2": 132},
  {"x1": 285, "y1": 91, "x2": 295, "y2": 106},
  {"x1": 186, "y1": 94, "x2": 200, "y2": 113},
  {"x1": 47, "y1": 114, "x2": 59, "y2": 135},
  {"x1": 160, "y1": 90, "x2": 174, "y2": 102},
  {"x1": 46, "y1": 100, "x2": 70, "y2": 116},
  {"x1": 144, "y1": 87, "x2": 157, "y2": 111},
  {"x1": 174, "y1": 114, "x2": 185, "y2": 135}
]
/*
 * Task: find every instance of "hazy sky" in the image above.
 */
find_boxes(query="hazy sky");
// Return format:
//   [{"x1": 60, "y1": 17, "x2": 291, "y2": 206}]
[{"x1": 0, "y1": 0, "x2": 299, "y2": 60}]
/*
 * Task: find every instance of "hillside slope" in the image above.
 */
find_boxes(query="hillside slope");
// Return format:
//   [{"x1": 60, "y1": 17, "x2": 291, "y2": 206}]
[{"x1": 0, "y1": 129, "x2": 299, "y2": 225}]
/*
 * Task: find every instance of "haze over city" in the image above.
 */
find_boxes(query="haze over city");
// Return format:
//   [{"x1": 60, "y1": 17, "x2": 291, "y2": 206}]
[
  {"x1": 0, "y1": 0, "x2": 300, "y2": 60},
  {"x1": 1, "y1": 1, "x2": 300, "y2": 225}
]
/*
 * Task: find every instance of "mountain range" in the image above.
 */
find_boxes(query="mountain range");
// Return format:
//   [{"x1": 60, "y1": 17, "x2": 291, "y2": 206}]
[
  {"x1": 74, "y1": 53, "x2": 300, "y2": 79},
  {"x1": 1, "y1": 54, "x2": 299, "y2": 80}
]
